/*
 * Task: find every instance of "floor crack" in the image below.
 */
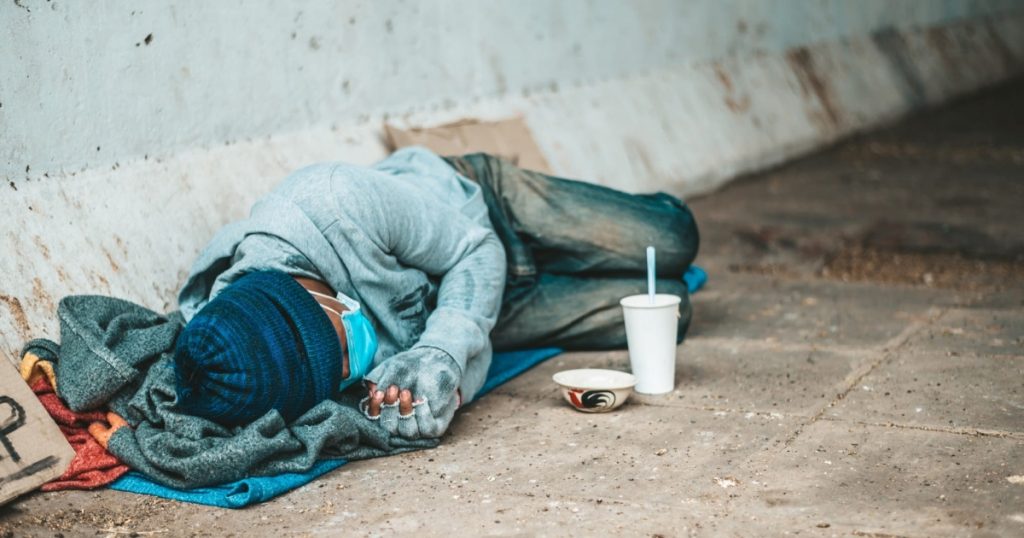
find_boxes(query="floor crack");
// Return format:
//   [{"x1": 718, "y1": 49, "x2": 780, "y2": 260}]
[
  {"x1": 819, "y1": 416, "x2": 1024, "y2": 440},
  {"x1": 781, "y1": 309, "x2": 944, "y2": 446}
]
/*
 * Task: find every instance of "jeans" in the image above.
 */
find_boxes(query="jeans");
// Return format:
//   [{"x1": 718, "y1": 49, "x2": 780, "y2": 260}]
[{"x1": 443, "y1": 154, "x2": 699, "y2": 351}]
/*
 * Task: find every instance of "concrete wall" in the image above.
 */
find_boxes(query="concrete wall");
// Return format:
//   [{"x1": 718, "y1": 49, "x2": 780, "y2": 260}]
[
  {"x1": 2, "y1": 0, "x2": 1024, "y2": 361},
  {"x1": 3, "y1": 0, "x2": 1024, "y2": 179}
]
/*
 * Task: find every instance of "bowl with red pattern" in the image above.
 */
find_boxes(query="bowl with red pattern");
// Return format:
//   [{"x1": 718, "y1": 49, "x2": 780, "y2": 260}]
[{"x1": 552, "y1": 369, "x2": 636, "y2": 413}]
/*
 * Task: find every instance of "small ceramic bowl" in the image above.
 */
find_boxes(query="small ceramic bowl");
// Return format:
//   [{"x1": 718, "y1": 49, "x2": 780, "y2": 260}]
[{"x1": 552, "y1": 369, "x2": 637, "y2": 413}]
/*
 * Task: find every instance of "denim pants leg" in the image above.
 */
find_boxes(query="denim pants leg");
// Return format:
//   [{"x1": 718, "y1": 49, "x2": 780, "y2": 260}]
[{"x1": 444, "y1": 153, "x2": 699, "y2": 351}]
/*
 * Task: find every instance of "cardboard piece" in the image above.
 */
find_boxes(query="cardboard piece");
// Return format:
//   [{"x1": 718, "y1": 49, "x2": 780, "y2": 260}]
[
  {"x1": 0, "y1": 361, "x2": 73, "y2": 505},
  {"x1": 385, "y1": 117, "x2": 552, "y2": 174}
]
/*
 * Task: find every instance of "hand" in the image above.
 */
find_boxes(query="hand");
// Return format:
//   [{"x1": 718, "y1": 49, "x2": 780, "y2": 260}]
[
  {"x1": 87, "y1": 412, "x2": 129, "y2": 449},
  {"x1": 361, "y1": 347, "x2": 461, "y2": 439},
  {"x1": 364, "y1": 381, "x2": 415, "y2": 417}
]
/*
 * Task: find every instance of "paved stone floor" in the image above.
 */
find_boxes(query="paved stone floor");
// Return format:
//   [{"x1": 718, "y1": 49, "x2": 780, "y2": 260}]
[{"x1": 2, "y1": 80, "x2": 1023, "y2": 537}]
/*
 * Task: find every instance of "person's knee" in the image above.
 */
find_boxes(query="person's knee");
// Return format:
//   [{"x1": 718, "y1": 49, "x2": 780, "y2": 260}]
[{"x1": 656, "y1": 193, "x2": 700, "y2": 270}]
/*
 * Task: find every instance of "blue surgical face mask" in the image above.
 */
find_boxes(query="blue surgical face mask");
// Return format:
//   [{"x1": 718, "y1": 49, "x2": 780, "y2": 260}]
[{"x1": 310, "y1": 290, "x2": 378, "y2": 392}]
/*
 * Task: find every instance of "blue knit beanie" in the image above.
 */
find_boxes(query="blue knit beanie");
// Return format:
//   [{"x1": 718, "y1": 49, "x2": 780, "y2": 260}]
[{"x1": 173, "y1": 271, "x2": 343, "y2": 426}]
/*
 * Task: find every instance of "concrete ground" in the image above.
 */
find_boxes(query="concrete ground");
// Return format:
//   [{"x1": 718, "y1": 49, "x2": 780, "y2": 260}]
[{"x1": 2, "y1": 79, "x2": 1023, "y2": 537}]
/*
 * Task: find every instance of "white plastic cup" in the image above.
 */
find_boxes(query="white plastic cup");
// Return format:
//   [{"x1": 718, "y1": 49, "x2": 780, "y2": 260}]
[{"x1": 619, "y1": 294, "x2": 681, "y2": 394}]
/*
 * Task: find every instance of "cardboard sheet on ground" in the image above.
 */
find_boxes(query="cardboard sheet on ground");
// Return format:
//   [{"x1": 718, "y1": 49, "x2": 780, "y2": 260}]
[
  {"x1": 385, "y1": 117, "x2": 553, "y2": 173},
  {"x1": 0, "y1": 361, "x2": 74, "y2": 505}
]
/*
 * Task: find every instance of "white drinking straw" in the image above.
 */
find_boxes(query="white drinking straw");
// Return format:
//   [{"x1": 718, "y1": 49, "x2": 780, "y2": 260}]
[{"x1": 646, "y1": 246, "x2": 656, "y2": 304}]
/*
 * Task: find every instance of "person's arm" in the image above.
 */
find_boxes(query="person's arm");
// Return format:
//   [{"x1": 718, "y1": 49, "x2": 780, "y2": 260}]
[{"x1": 350, "y1": 175, "x2": 506, "y2": 439}]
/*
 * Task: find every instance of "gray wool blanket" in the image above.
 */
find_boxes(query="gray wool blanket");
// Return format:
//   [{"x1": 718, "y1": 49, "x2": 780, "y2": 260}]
[{"x1": 24, "y1": 295, "x2": 437, "y2": 490}]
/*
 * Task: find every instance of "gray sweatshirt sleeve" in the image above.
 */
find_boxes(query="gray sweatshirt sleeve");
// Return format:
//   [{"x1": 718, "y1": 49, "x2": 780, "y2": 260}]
[
  {"x1": 357, "y1": 177, "x2": 507, "y2": 383},
  {"x1": 206, "y1": 234, "x2": 323, "y2": 301},
  {"x1": 178, "y1": 233, "x2": 324, "y2": 321}
]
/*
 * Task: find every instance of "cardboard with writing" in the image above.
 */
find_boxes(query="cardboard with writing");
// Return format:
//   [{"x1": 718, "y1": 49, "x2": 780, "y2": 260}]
[{"x1": 0, "y1": 361, "x2": 73, "y2": 505}]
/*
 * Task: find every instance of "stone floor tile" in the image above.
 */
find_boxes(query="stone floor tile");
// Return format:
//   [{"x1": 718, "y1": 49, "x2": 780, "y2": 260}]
[
  {"x1": 728, "y1": 420, "x2": 1024, "y2": 537},
  {"x1": 827, "y1": 349, "x2": 1024, "y2": 433}
]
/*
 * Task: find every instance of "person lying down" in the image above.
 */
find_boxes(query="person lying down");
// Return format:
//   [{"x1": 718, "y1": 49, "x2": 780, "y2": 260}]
[{"x1": 172, "y1": 146, "x2": 700, "y2": 440}]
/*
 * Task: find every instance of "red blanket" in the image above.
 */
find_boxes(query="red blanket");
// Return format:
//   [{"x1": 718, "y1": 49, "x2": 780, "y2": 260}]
[{"x1": 22, "y1": 354, "x2": 129, "y2": 491}]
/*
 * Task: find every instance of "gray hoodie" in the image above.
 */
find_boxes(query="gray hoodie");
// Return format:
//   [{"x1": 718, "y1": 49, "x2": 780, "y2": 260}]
[{"x1": 177, "y1": 147, "x2": 507, "y2": 402}]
